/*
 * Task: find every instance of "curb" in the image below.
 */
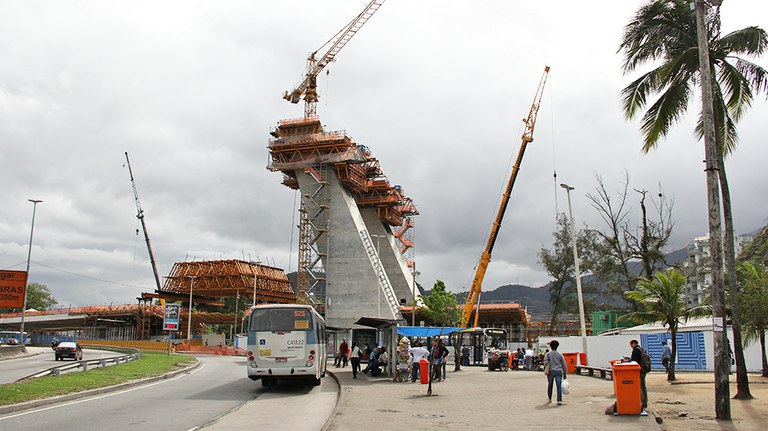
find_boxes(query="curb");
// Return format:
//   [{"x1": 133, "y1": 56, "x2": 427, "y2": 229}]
[
  {"x1": 321, "y1": 370, "x2": 343, "y2": 431},
  {"x1": 0, "y1": 359, "x2": 201, "y2": 416}
]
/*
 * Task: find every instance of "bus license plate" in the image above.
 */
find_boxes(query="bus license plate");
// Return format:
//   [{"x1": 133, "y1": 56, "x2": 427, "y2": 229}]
[
  {"x1": 275, "y1": 357, "x2": 287, "y2": 362},
  {"x1": 259, "y1": 349, "x2": 271, "y2": 356}
]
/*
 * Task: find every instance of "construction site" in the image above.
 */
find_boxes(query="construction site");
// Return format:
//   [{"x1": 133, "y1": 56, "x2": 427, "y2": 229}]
[{"x1": 0, "y1": 0, "x2": 594, "y2": 351}]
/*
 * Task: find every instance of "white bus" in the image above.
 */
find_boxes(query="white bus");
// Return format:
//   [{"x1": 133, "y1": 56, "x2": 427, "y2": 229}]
[{"x1": 246, "y1": 304, "x2": 327, "y2": 387}]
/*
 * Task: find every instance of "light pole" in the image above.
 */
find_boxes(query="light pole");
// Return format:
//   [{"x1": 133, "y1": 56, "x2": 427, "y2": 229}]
[
  {"x1": 187, "y1": 276, "x2": 195, "y2": 343},
  {"x1": 371, "y1": 234, "x2": 385, "y2": 318},
  {"x1": 560, "y1": 184, "x2": 588, "y2": 357},
  {"x1": 20, "y1": 199, "x2": 42, "y2": 343}
]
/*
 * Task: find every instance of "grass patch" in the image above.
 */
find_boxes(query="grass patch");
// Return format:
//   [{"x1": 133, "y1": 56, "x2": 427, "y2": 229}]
[{"x1": 0, "y1": 352, "x2": 196, "y2": 406}]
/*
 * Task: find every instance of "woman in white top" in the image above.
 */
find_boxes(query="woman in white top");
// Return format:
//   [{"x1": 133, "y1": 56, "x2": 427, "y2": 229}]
[{"x1": 349, "y1": 342, "x2": 362, "y2": 378}]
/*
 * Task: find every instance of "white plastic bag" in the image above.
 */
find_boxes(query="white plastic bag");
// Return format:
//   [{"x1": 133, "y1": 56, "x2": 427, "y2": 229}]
[{"x1": 562, "y1": 378, "x2": 570, "y2": 395}]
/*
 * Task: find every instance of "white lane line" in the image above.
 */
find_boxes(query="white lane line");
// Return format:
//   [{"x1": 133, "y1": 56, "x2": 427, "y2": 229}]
[{"x1": 0, "y1": 363, "x2": 206, "y2": 421}]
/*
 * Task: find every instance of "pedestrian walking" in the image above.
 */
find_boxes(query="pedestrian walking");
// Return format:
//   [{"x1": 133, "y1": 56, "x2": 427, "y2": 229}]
[
  {"x1": 661, "y1": 341, "x2": 672, "y2": 372},
  {"x1": 349, "y1": 342, "x2": 362, "y2": 378},
  {"x1": 544, "y1": 339, "x2": 567, "y2": 405},
  {"x1": 629, "y1": 339, "x2": 649, "y2": 409},
  {"x1": 408, "y1": 342, "x2": 429, "y2": 382}
]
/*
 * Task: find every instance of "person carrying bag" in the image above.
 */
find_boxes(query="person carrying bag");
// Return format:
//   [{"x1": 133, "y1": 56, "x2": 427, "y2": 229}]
[{"x1": 543, "y1": 340, "x2": 568, "y2": 405}]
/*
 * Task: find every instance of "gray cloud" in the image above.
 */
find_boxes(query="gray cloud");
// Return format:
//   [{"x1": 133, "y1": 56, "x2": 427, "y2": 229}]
[{"x1": 1, "y1": 1, "x2": 766, "y2": 307}]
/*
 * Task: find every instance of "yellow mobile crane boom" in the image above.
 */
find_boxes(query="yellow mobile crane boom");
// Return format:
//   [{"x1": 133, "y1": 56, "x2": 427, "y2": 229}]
[
  {"x1": 460, "y1": 66, "x2": 550, "y2": 328},
  {"x1": 283, "y1": 0, "x2": 385, "y2": 118}
]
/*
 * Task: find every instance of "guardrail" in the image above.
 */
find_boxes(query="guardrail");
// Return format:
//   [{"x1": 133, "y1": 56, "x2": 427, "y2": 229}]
[{"x1": 16, "y1": 346, "x2": 142, "y2": 382}]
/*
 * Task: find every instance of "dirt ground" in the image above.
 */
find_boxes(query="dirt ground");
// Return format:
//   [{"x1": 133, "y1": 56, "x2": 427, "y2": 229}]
[{"x1": 647, "y1": 372, "x2": 768, "y2": 431}]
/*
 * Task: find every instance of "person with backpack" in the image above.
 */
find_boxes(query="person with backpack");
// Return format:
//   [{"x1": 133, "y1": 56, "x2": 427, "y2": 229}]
[{"x1": 629, "y1": 339, "x2": 650, "y2": 409}]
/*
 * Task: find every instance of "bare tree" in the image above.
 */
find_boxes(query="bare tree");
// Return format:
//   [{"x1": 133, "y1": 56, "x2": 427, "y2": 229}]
[{"x1": 586, "y1": 173, "x2": 674, "y2": 310}]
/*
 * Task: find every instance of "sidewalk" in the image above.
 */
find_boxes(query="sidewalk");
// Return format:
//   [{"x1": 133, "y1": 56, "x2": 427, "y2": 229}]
[{"x1": 327, "y1": 366, "x2": 659, "y2": 431}]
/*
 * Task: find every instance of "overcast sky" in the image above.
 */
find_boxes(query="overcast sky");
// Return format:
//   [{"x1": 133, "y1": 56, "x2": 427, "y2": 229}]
[{"x1": 1, "y1": 1, "x2": 766, "y2": 309}]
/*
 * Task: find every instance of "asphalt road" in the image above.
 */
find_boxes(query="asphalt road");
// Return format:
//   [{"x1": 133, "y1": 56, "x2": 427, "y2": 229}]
[
  {"x1": 0, "y1": 346, "x2": 123, "y2": 384},
  {"x1": 0, "y1": 355, "x2": 338, "y2": 431}
]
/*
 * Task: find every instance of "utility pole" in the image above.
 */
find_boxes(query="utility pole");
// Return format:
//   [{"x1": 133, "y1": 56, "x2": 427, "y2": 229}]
[{"x1": 694, "y1": 0, "x2": 730, "y2": 419}]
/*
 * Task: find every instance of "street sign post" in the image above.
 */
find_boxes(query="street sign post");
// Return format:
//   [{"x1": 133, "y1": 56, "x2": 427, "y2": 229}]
[{"x1": 163, "y1": 303, "x2": 181, "y2": 357}]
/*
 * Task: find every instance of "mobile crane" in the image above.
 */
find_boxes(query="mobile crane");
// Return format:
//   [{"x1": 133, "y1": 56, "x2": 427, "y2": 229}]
[
  {"x1": 460, "y1": 66, "x2": 550, "y2": 328},
  {"x1": 283, "y1": 0, "x2": 385, "y2": 118}
]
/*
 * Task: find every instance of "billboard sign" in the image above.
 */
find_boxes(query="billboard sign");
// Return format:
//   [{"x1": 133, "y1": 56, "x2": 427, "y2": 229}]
[
  {"x1": 0, "y1": 270, "x2": 28, "y2": 308},
  {"x1": 163, "y1": 303, "x2": 181, "y2": 331}
]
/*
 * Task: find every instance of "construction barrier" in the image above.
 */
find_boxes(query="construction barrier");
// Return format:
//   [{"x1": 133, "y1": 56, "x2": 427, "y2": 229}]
[{"x1": 79, "y1": 339, "x2": 174, "y2": 353}]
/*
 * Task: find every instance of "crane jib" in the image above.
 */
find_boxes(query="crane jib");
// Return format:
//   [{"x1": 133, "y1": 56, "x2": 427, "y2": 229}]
[{"x1": 460, "y1": 66, "x2": 550, "y2": 328}]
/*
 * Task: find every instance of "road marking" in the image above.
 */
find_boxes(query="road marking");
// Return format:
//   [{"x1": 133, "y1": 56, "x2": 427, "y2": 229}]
[{"x1": 0, "y1": 362, "x2": 206, "y2": 421}]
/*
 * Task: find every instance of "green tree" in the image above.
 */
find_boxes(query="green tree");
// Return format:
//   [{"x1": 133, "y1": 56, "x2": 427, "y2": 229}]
[
  {"x1": 422, "y1": 280, "x2": 461, "y2": 371},
  {"x1": 619, "y1": 0, "x2": 767, "y2": 399},
  {"x1": 623, "y1": 269, "x2": 708, "y2": 381},
  {"x1": 24, "y1": 283, "x2": 58, "y2": 311},
  {"x1": 738, "y1": 261, "x2": 768, "y2": 377},
  {"x1": 538, "y1": 214, "x2": 605, "y2": 329},
  {"x1": 421, "y1": 280, "x2": 460, "y2": 327}
]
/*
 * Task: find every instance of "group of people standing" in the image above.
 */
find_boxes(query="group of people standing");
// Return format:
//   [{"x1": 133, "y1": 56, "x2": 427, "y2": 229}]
[{"x1": 407, "y1": 339, "x2": 449, "y2": 382}]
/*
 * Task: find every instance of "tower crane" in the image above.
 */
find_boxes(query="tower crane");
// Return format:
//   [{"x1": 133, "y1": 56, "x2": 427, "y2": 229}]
[
  {"x1": 283, "y1": 0, "x2": 385, "y2": 118},
  {"x1": 125, "y1": 152, "x2": 163, "y2": 293},
  {"x1": 460, "y1": 66, "x2": 550, "y2": 328}
]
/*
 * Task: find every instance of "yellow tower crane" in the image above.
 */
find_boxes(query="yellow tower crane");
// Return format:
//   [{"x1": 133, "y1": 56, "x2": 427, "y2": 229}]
[
  {"x1": 460, "y1": 66, "x2": 550, "y2": 328},
  {"x1": 283, "y1": 0, "x2": 385, "y2": 118}
]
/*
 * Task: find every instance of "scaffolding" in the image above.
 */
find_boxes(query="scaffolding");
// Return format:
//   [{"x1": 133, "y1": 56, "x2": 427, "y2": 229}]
[
  {"x1": 268, "y1": 117, "x2": 419, "y2": 276},
  {"x1": 161, "y1": 260, "x2": 296, "y2": 304}
]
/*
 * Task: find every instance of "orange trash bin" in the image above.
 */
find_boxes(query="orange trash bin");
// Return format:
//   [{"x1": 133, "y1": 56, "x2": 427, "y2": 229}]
[
  {"x1": 562, "y1": 352, "x2": 578, "y2": 374},
  {"x1": 419, "y1": 358, "x2": 430, "y2": 384},
  {"x1": 578, "y1": 352, "x2": 588, "y2": 366},
  {"x1": 611, "y1": 361, "x2": 642, "y2": 414}
]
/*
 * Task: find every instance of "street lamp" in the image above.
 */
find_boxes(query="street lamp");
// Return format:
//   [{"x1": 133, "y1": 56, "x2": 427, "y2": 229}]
[
  {"x1": 20, "y1": 199, "x2": 42, "y2": 343},
  {"x1": 187, "y1": 276, "x2": 195, "y2": 343},
  {"x1": 560, "y1": 184, "x2": 588, "y2": 357}
]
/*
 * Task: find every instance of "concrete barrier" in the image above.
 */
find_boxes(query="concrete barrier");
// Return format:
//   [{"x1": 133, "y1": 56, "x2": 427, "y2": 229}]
[{"x1": 0, "y1": 345, "x2": 26, "y2": 359}]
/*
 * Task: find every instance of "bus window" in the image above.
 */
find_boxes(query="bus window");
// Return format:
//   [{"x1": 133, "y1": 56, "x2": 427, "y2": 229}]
[{"x1": 250, "y1": 308, "x2": 312, "y2": 332}]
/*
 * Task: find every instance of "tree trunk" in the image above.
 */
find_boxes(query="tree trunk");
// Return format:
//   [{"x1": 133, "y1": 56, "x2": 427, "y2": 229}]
[
  {"x1": 717, "y1": 145, "x2": 752, "y2": 399},
  {"x1": 761, "y1": 331, "x2": 768, "y2": 378},
  {"x1": 694, "y1": 0, "x2": 730, "y2": 419},
  {"x1": 669, "y1": 327, "x2": 677, "y2": 381},
  {"x1": 454, "y1": 341, "x2": 462, "y2": 372}
]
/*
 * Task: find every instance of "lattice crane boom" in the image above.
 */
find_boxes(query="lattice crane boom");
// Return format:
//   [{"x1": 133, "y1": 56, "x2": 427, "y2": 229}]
[
  {"x1": 283, "y1": 0, "x2": 385, "y2": 118},
  {"x1": 460, "y1": 66, "x2": 550, "y2": 328},
  {"x1": 125, "y1": 152, "x2": 163, "y2": 293}
]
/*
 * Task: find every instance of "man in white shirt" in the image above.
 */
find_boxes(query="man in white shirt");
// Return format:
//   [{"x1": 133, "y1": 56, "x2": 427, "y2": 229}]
[{"x1": 408, "y1": 342, "x2": 430, "y2": 382}]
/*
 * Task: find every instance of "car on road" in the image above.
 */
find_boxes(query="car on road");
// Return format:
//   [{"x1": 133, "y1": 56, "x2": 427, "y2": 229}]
[
  {"x1": 55, "y1": 342, "x2": 83, "y2": 361},
  {"x1": 4, "y1": 338, "x2": 19, "y2": 345}
]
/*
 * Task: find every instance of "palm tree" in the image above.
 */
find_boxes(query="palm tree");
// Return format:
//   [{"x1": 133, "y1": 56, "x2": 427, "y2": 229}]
[
  {"x1": 738, "y1": 261, "x2": 768, "y2": 377},
  {"x1": 623, "y1": 269, "x2": 708, "y2": 381},
  {"x1": 618, "y1": 0, "x2": 767, "y2": 398}
]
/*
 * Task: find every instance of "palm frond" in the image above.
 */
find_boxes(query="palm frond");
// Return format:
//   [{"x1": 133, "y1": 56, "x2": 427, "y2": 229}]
[
  {"x1": 639, "y1": 76, "x2": 692, "y2": 152},
  {"x1": 717, "y1": 26, "x2": 768, "y2": 57},
  {"x1": 733, "y1": 58, "x2": 768, "y2": 98}
]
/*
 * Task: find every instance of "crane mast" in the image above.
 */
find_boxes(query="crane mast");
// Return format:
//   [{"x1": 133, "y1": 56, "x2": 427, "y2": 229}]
[
  {"x1": 283, "y1": 0, "x2": 385, "y2": 118},
  {"x1": 125, "y1": 152, "x2": 163, "y2": 293},
  {"x1": 460, "y1": 66, "x2": 550, "y2": 328}
]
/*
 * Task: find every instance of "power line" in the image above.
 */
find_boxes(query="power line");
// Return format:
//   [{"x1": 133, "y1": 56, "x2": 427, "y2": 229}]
[{"x1": 31, "y1": 261, "x2": 149, "y2": 289}]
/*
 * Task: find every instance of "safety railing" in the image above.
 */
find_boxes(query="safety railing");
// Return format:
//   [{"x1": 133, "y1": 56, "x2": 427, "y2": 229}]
[{"x1": 16, "y1": 346, "x2": 141, "y2": 382}]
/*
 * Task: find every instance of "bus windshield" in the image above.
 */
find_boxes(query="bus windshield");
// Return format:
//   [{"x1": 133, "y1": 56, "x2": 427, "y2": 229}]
[{"x1": 250, "y1": 308, "x2": 313, "y2": 332}]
